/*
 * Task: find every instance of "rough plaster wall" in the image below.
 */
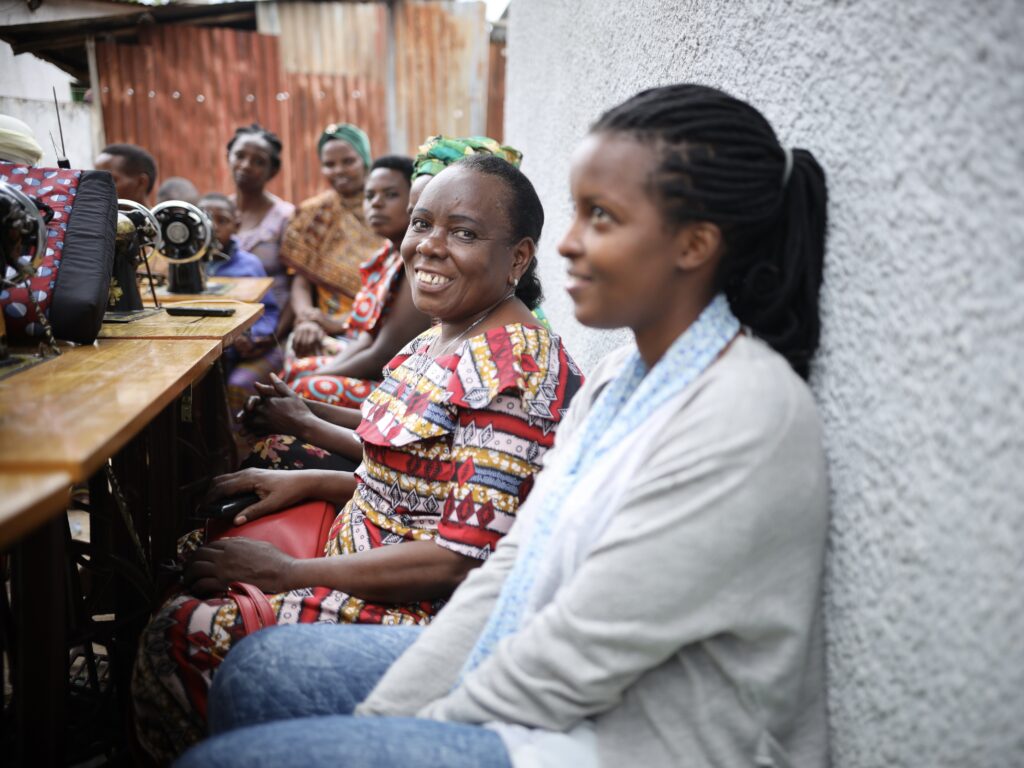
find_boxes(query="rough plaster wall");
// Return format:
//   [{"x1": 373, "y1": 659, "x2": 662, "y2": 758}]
[
  {"x1": 505, "y1": 1, "x2": 1024, "y2": 765},
  {"x1": 1, "y1": 44, "x2": 93, "y2": 168}
]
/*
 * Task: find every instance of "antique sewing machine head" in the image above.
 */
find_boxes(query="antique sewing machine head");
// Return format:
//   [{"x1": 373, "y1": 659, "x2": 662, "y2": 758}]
[
  {"x1": 152, "y1": 200, "x2": 213, "y2": 294},
  {"x1": 0, "y1": 180, "x2": 48, "y2": 365},
  {"x1": 106, "y1": 199, "x2": 214, "y2": 313},
  {"x1": 109, "y1": 198, "x2": 163, "y2": 312}
]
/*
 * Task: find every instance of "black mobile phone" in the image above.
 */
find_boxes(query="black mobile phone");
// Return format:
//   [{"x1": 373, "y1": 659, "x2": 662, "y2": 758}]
[
  {"x1": 200, "y1": 493, "x2": 261, "y2": 520},
  {"x1": 165, "y1": 306, "x2": 236, "y2": 317}
]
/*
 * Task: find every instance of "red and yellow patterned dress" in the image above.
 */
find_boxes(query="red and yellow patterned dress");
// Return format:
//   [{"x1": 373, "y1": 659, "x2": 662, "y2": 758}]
[
  {"x1": 132, "y1": 322, "x2": 583, "y2": 762},
  {"x1": 281, "y1": 242, "x2": 405, "y2": 407}
]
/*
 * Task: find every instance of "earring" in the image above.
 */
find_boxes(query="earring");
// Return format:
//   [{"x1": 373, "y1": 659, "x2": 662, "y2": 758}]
[{"x1": 509, "y1": 276, "x2": 519, "y2": 287}]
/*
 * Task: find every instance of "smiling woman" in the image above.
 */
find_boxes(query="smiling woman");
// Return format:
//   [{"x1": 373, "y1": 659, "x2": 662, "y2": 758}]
[
  {"x1": 278, "y1": 156, "x2": 433, "y2": 410},
  {"x1": 177, "y1": 84, "x2": 830, "y2": 768},
  {"x1": 131, "y1": 154, "x2": 583, "y2": 763}
]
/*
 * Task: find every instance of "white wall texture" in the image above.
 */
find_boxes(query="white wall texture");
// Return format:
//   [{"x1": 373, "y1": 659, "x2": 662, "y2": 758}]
[
  {"x1": 0, "y1": 43, "x2": 94, "y2": 168},
  {"x1": 505, "y1": 1, "x2": 1023, "y2": 766}
]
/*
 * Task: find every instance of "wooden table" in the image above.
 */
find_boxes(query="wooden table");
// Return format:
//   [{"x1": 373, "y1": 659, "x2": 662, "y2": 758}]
[
  {"x1": 0, "y1": 471, "x2": 72, "y2": 550},
  {"x1": 0, "y1": 338, "x2": 220, "y2": 482},
  {"x1": 98, "y1": 301, "x2": 263, "y2": 349},
  {"x1": 145, "y1": 276, "x2": 274, "y2": 305},
  {"x1": 0, "y1": 337, "x2": 222, "y2": 767}
]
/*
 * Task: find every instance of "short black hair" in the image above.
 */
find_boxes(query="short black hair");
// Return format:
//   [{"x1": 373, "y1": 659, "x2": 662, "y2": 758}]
[
  {"x1": 370, "y1": 155, "x2": 414, "y2": 186},
  {"x1": 198, "y1": 192, "x2": 235, "y2": 212},
  {"x1": 100, "y1": 143, "x2": 157, "y2": 193},
  {"x1": 452, "y1": 154, "x2": 545, "y2": 310},
  {"x1": 156, "y1": 176, "x2": 199, "y2": 204},
  {"x1": 226, "y1": 124, "x2": 283, "y2": 176}
]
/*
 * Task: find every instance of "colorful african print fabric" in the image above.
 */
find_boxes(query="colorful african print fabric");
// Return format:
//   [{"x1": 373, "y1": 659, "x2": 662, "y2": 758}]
[
  {"x1": 279, "y1": 188, "x2": 383, "y2": 315},
  {"x1": 131, "y1": 322, "x2": 583, "y2": 763},
  {"x1": 281, "y1": 242, "x2": 405, "y2": 407},
  {"x1": 412, "y1": 135, "x2": 523, "y2": 179}
]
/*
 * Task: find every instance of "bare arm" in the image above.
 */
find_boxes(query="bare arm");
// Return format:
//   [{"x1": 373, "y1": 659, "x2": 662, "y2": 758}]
[
  {"x1": 313, "y1": 278, "x2": 431, "y2": 379},
  {"x1": 290, "y1": 272, "x2": 318, "y2": 320},
  {"x1": 185, "y1": 538, "x2": 479, "y2": 602}
]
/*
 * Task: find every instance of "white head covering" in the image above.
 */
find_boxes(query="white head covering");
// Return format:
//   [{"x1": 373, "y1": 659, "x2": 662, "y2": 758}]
[{"x1": 0, "y1": 114, "x2": 44, "y2": 166}]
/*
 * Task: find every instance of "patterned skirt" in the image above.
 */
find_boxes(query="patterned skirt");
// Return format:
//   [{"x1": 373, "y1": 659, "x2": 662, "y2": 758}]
[
  {"x1": 280, "y1": 352, "x2": 379, "y2": 409},
  {"x1": 132, "y1": 522, "x2": 436, "y2": 762}
]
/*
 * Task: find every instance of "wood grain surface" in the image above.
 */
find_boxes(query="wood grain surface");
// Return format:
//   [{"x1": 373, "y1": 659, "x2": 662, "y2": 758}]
[{"x1": 0, "y1": 338, "x2": 220, "y2": 481}]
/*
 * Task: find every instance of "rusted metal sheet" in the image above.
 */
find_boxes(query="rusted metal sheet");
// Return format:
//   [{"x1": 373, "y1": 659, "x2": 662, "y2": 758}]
[
  {"x1": 486, "y1": 36, "x2": 506, "y2": 143},
  {"x1": 97, "y1": 23, "x2": 388, "y2": 205},
  {"x1": 95, "y1": 1, "x2": 495, "y2": 203},
  {"x1": 269, "y1": 1, "x2": 490, "y2": 154},
  {"x1": 270, "y1": 1, "x2": 389, "y2": 78},
  {"x1": 392, "y1": 1, "x2": 489, "y2": 153}
]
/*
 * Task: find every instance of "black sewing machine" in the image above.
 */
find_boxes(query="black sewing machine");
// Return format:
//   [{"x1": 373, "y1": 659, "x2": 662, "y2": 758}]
[
  {"x1": 153, "y1": 200, "x2": 213, "y2": 295},
  {"x1": 0, "y1": 179, "x2": 50, "y2": 369},
  {"x1": 104, "y1": 199, "x2": 214, "y2": 320}
]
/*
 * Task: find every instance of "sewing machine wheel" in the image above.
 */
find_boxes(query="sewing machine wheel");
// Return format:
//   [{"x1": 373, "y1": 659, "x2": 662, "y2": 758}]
[
  {"x1": 117, "y1": 199, "x2": 163, "y2": 262},
  {"x1": 0, "y1": 180, "x2": 48, "y2": 283},
  {"x1": 151, "y1": 200, "x2": 212, "y2": 265}
]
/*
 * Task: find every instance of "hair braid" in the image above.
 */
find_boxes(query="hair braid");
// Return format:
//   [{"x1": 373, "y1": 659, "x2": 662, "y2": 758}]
[{"x1": 592, "y1": 84, "x2": 827, "y2": 378}]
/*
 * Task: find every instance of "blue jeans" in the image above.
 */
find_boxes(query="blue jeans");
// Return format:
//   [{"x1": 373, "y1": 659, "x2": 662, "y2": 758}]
[{"x1": 174, "y1": 624, "x2": 512, "y2": 768}]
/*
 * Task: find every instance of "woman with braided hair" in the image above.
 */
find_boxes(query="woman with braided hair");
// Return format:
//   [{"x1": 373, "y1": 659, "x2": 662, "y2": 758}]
[
  {"x1": 179, "y1": 83, "x2": 830, "y2": 768},
  {"x1": 227, "y1": 124, "x2": 294, "y2": 315}
]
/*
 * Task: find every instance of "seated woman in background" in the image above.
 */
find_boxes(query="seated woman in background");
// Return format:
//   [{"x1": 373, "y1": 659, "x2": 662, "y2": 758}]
[
  {"x1": 227, "y1": 124, "x2": 294, "y2": 323},
  {"x1": 279, "y1": 155, "x2": 430, "y2": 408},
  {"x1": 198, "y1": 193, "x2": 281, "y2": 415},
  {"x1": 132, "y1": 155, "x2": 584, "y2": 763},
  {"x1": 282, "y1": 123, "x2": 383, "y2": 357},
  {"x1": 179, "y1": 83, "x2": 831, "y2": 768}
]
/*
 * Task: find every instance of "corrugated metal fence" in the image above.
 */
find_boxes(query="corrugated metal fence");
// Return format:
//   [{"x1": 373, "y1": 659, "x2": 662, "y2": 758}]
[{"x1": 97, "y1": 1, "x2": 495, "y2": 206}]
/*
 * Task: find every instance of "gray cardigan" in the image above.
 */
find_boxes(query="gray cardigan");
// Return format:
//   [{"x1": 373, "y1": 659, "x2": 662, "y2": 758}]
[{"x1": 358, "y1": 336, "x2": 830, "y2": 768}]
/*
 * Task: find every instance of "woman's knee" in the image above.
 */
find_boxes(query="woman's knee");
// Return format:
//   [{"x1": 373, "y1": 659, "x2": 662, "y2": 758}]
[{"x1": 209, "y1": 624, "x2": 422, "y2": 734}]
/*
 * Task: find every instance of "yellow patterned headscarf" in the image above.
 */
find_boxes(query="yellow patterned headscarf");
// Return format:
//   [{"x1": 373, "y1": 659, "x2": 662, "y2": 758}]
[{"x1": 412, "y1": 135, "x2": 523, "y2": 180}]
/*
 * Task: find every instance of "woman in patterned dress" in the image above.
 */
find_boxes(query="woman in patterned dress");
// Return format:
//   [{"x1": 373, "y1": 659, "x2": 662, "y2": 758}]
[
  {"x1": 132, "y1": 155, "x2": 583, "y2": 762},
  {"x1": 282, "y1": 123, "x2": 385, "y2": 358},
  {"x1": 279, "y1": 155, "x2": 430, "y2": 409}
]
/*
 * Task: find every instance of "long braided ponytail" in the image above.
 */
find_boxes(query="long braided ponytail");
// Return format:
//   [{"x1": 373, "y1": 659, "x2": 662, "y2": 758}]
[{"x1": 592, "y1": 84, "x2": 827, "y2": 378}]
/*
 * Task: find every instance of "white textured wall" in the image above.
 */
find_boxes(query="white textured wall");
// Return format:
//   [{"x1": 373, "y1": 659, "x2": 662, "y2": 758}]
[
  {"x1": 0, "y1": 44, "x2": 93, "y2": 168},
  {"x1": 505, "y1": 1, "x2": 1024, "y2": 766}
]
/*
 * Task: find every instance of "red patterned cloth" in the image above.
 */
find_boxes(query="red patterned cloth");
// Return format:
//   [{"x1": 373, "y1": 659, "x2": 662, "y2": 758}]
[
  {"x1": 281, "y1": 242, "x2": 405, "y2": 408},
  {"x1": 0, "y1": 163, "x2": 81, "y2": 340}
]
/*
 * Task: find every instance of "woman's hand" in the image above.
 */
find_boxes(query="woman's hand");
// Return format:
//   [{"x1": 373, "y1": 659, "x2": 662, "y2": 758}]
[
  {"x1": 183, "y1": 538, "x2": 296, "y2": 597},
  {"x1": 204, "y1": 467, "x2": 312, "y2": 524},
  {"x1": 234, "y1": 335, "x2": 274, "y2": 360},
  {"x1": 296, "y1": 306, "x2": 325, "y2": 325},
  {"x1": 292, "y1": 320, "x2": 325, "y2": 357},
  {"x1": 241, "y1": 374, "x2": 312, "y2": 437},
  {"x1": 246, "y1": 393, "x2": 315, "y2": 439},
  {"x1": 317, "y1": 313, "x2": 349, "y2": 336}
]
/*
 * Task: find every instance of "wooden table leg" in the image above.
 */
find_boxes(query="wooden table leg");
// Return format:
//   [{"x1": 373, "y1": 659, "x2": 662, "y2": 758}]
[{"x1": 11, "y1": 514, "x2": 67, "y2": 767}]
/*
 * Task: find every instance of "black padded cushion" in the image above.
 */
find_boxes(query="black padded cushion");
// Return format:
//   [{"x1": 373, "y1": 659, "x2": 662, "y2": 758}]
[{"x1": 50, "y1": 170, "x2": 116, "y2": 343}]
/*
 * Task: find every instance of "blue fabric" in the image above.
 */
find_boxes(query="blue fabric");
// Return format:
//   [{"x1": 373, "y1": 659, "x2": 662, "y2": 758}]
[
  {"x1": 207, "y1": 237, "x2": 279, "y2": 338},
  {"x1": 462, "y1": 294, "x2": 740, "y2": 675},
  {"x1": 175, "y1": 624, "x2": 511, "y2": 768}
]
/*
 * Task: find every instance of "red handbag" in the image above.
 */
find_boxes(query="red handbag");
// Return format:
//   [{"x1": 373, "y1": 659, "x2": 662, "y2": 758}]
[{"x1": 204, "y1": 500, "x2": 336, "y2": 633}]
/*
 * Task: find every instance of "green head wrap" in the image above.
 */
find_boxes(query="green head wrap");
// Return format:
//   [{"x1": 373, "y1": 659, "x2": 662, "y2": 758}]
[
  {"x1": 317, "y1": 123, "x2": 372, "y2": 168},
  {"x1": 411, "y1": 135, "x2": 523, "y2": 180}
]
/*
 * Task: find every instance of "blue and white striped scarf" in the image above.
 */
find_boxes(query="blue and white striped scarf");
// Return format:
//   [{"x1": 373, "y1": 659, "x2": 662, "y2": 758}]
[{"x1": 461, "y1": 294, "x2": 740, "y2": 675}]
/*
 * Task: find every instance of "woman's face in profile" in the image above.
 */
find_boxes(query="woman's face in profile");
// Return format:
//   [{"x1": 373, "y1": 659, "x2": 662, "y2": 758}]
[
  {"x1": 559, "y1": 133, "x2": 686, "y2": 331},
  {"x1": 320, "y1": 139, "x2": 366, "y2": 197},
  {"x1": 401, "y1": 166, "x2": 517, "y2": 324}
]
